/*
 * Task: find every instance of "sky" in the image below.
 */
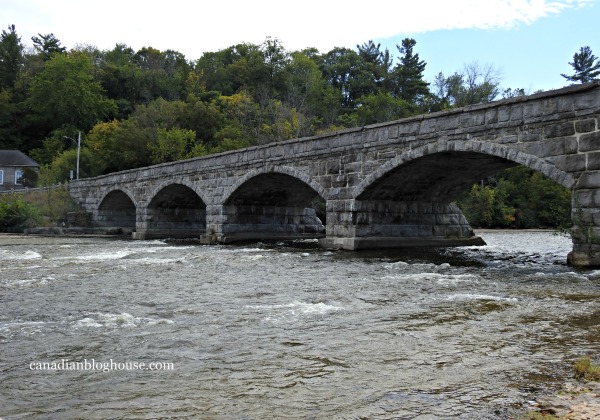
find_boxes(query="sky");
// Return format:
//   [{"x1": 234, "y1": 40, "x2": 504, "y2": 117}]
[{"x1": 3, "y1": 0, "x2": 599, "y2": 93}]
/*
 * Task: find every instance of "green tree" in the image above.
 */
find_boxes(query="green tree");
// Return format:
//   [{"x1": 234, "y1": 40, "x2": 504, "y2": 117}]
[
  {"x1": 355, "y1": 92, "x2": 411, "y2": 125},
  {"x1": 260, "y1": 37, "x2": 289, "y2": 98},
  {"x1": 28, "y1": 51, "x2": 117, "y2": 132},
  {"x1": 31, "y1": 33, "x2": 66, "y2": 60},
  {"x1": 457, "y1": 166, "x2": 571, "y2": 228},
  {"x1": 198, "y1": 42, "x2": 269, "y2": 100},
  {"x1": 97, "y1": 44, "x2": 144, "y2": 118},
  {"x1": 133, "y1": 47, "x2": 190, "y2": 101},
  {"x1": 392, "y1": 38, "x2": 430, "y2": 104},
  {"x1": 37, "y1": 147, "x2": 98, "y2": 185},
  {"x1": 0, "y1": 24, "x2": 24, "y2": 90},
  {"x1": 86, "y1": 119, "x2": 150, "y2": 173},
  {"x1": 149, "y1": 127, "x2": 198, "y2": 163},
  {"x1": 181, "y1": 95, "x2": 225, "y2": 146},
  {"x1": 215, "y1": 92, "x2": 260, "y2": 146},
  {"x1": 561, "y1": 46, "x2": 600, "y2": 84},
  {"x1": 352, "y1": 41, "x2": 390, "y2": 104},
  {"x1": 0, "y1": 88, "x2": 19, "y2": 148},
  {"x1": 319, "y1": 47, "x2": 363, "y2": 110},
  {"x1": 283, "y1": 51, "x2": 333, "y2": 137}
]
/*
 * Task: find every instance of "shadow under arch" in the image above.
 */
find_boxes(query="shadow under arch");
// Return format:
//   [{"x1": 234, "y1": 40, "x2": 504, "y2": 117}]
[
  {"x1": 345, "y1": 140, "x2": 575, "y2": 249},
  {"x1": 222, "y1": 166, "x2": 328, "y2": 204},
  {"x1": 145, "y1": 182, "x2": 207, "y2": 239},
  {"x1": 221, "y1": 166, "x2": 326, "y2": 243},
  {"x1": 97, "y1": 188, "x2": 137, "y2": 231},
  {"x1": 354, "y1": 140, "x2": 575, "y2": 200}
]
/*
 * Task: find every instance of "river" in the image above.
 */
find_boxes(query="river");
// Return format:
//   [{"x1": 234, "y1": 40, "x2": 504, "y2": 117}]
[{"x1": 0, "y1": 231, "x2": 599, "y2": 419}]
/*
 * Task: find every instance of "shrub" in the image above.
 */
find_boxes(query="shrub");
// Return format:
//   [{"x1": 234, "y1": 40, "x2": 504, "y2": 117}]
[{"x1": 0, "y1": 192, "x2": 39, "y2": 232}]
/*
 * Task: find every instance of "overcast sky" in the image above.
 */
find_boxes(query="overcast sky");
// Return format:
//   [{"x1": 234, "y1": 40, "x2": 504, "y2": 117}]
[{"x1": 4, "y1": 0, "x2": 599, "y2": 93}]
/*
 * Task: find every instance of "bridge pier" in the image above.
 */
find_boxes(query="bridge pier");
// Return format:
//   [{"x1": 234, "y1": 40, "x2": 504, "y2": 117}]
[
  {"x1": 319, "y1": 199, "x2": 485, "y2": 250},
  {"x1": 567, "y1": 189, "x2": 600, "y2": 266},
  {"x1": 132, "y1": 205, "x2": 206, "y2": 240},
  {"x1": 218, "y1": 204, "x2": 325, "y2": 243}
]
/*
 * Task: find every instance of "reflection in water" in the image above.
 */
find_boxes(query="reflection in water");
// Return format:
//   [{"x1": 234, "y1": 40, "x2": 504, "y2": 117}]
[{"x1": 0, "y1": 231, "x2": 598, "y2": 419}]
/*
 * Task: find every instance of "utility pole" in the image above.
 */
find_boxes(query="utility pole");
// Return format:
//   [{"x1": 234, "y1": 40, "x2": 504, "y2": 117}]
[
  {"x1": 76, "y1": 131, "x2": 80, "y2": 180},
  {"x1": 64, "y1": 132, "x2": 81, "y2": 180}
]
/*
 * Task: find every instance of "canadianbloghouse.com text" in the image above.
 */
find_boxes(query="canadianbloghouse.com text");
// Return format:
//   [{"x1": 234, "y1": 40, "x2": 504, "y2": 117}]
[{"x1": 29, "y1": 359, "x2": 174, "y2": 372}]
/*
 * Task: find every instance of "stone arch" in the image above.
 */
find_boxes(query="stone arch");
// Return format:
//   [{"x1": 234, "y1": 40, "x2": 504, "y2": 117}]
[
  {"x1": 147, "y1": 178, "x2": 209, "y2": 208},
  {"x1": 328, "y1": 139, "x2": 578, "y2": 251},
  {"x1": 98, "y1": 187, "x2": 136, "y2": 210},
  {"x1": 222, "y1": 165, "x2": 328, "y2": 205},
  {"x1": 219, "y1": 166, "x2": 326, "y2": 243},
  {"x1": 96, "y1": 188, "x2": 137, "y2": 229},
  {"x1": 144, "y1": 182, "x2": 207, "y2": 239},
  {"x1": 354, "y1": 140, "x2": 576, "y2": 199}
]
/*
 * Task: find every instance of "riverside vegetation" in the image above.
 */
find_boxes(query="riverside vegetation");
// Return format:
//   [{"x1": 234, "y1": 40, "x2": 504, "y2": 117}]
[{"x1": 0, "y1": 185, "x2": 79, "y2": 232}]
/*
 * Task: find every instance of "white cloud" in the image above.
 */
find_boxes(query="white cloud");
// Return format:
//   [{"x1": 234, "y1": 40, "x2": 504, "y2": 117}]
[{"x1": 3, "y1": 0, "x2": 595, "y2": 59}]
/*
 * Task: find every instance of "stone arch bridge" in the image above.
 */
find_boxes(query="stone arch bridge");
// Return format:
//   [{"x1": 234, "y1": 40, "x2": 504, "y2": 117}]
[{"x1": 69, "y1": 82, "x2": 600, "y2": 266}]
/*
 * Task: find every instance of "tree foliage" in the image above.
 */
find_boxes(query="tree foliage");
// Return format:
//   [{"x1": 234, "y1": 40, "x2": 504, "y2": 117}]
[
  {"x1": 28, "y1": 51, "x2": 117, "y2": 132},
  {"x1": 0, "y1": 24, "x2": 23, "y2": 90},
  {"x1": 561, "y1": 46, "x2": 600, "y2": 84},
  {"x1": 457, "y1": 166, "x2": 571, "y2": 229}
]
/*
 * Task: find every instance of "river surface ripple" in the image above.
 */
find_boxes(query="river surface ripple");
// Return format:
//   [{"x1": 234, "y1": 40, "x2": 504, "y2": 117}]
[{"x1": 0, "y1": 231, "x2": 599, "y2": 419}]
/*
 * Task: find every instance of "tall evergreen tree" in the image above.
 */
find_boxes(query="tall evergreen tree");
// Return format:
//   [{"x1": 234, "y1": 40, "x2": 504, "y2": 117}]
[
  {"x1": 561, "y1": 46, "x2": 600, "y2": 84},
  {"x1": 0, "y1": 24, "x2": 23, "y2": 90},
  {"x1": 355, "y1": 40, "x2": 390, "y2": 98},
  {"x1": 392, "y1": 38, "x2": 429, "y2": 103},
  {"x1": 31, "y1": 33, "x2": 66, "y2": 60}
]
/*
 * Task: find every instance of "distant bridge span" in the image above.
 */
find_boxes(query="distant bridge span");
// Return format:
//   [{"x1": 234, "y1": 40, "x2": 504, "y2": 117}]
[{"x1": 69, "y1": 82, "x2": 600, "y2": 266}]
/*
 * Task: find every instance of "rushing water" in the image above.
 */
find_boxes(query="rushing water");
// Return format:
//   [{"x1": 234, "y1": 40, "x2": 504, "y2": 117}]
[{"x1": 1, "y1": 231, "x2": 599, "y2": 419}]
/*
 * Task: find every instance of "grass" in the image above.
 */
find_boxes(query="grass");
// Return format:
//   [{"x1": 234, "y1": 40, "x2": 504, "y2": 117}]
[{"x1": 574, "y1": 355, "x2": 600, "y2": 381}]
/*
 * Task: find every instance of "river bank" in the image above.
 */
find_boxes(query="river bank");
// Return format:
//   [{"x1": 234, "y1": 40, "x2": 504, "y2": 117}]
[{"x1": 526, "y1": 381, "x2": 600, "y2": 419}]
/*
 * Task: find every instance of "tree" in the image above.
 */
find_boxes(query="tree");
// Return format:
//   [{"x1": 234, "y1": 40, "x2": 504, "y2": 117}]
[
  {"x1": 133, "y1": 47, "x2": 191, "y2": 101},
  {"x1": 260, "y1": 37, "x2": 289, "y2": 96},
  {"x1": 457, "y1": 166, "x2": 571, "y2": 228},
  {"x1": 149, "y1": 128, "x2": 199, "y2": 164},
  {"x1": 355, "y1": 92, "x2": 411, "y2": 125},
  {"x1": 433, "y1": 62, "x2": 501, "y2": 108},
  {"x1": 86, "y1": 119, "x2": 151, "y2": 173},
  {"x1": 0, "y1": 24, "x2": 24, "y2": 90},
  {"x1": 561, "y1": 46, "x2": 600, "y2": 84},
  {"x1": 97, "y1": 44, "x2": 145, "y2": 118},
  {"x1": 37, "y1": 147, "x2": 98, "y2": 185},
  {"x1": 28, "y1": 51, "x2": 117, "y2": 132},
  {"x1": 354, "y1": 41, "x2": 390, "y2": 101},
  {"x1": 31, "y1": 33, "x2": 66, "y2": 60},
  {"x1": 319, "y1": 47, "x2": 362, "y2": 110},
  {"x1": 392, "y1": 38, "x2": 429, "y2": 104},
  {"x1": 283, "y1": 51, "x2": 336, "y2": 137}
]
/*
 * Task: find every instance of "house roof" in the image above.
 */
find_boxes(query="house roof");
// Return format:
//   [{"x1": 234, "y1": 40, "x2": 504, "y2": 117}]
[{"x1": 0, "y1": 150, "x2": 39, "y2": 167}]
